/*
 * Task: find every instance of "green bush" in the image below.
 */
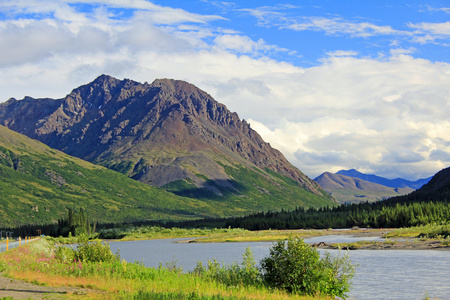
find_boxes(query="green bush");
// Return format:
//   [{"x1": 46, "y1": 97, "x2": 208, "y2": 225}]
[
  {"x1": 260, "y1": 236, "x2": 354, "y2": 298},
  {"x1": 74, "y1": 241, "x2": 119, "y2": 263}
]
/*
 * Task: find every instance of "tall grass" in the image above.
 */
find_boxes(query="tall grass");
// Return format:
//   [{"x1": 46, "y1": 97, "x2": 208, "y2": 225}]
[{"x1": 0, "y1": 238, "x2": 332, "y2": 300}]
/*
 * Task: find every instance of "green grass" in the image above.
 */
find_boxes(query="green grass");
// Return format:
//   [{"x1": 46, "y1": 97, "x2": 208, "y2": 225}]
[{"x1": 0, "y1": 238, "x2": 332, "y2": 300}]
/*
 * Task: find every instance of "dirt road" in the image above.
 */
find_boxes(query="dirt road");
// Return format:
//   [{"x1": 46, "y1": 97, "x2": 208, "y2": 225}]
[{"x1": 0, "y1": 274, "x2": 96, "y2": 299}]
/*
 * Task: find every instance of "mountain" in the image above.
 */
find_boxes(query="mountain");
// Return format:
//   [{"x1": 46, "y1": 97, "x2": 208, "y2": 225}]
[
  {"x1": 315, "y1": 172, "x2": 413, "y2": 204},
  {"x1": 391, "y1": 166, "x2": 450, "y2": 203},
  {"x1": 336, "y1": 169, "x2": 431, "y2": 189},
  {"x1": 0, "y1": 125, "x2": 231, "y2": 227},
  {"x1": 0, "y1": 75, "x2": 334, "y2": 211}
]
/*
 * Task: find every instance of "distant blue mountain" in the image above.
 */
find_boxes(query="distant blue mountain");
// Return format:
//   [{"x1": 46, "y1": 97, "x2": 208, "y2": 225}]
[{"x1": 336, "y1": 169, "x2": 432, "y2": 190}]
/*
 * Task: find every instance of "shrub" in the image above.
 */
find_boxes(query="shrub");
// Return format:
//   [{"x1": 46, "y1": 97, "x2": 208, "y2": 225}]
[
  {"x1": 320, "y1": 251, "x2": 355, "y2": 297},
  {"x1": 192, "y1": 247, "x2": 262, "y2": 287},
  {"x1": 260, "y1": 236, "x2": 354, "y2": 297},
  {"x1": 74, "y1": 241, "x2": 119, "y2": 263}
]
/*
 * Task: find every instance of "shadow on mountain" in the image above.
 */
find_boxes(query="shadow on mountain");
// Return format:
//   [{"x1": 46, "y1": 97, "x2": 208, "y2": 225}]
[{"x1": 164, "y1": 179, "x2": 248, "y2": 200}]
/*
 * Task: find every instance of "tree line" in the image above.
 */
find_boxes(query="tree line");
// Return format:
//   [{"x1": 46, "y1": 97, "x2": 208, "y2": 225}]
[
  {"x1": 8, "y1": 172, "x2": 450, "y2": 236},
  {"x1": 9, "y1": 208, "x2": 97, "y2": 238}
]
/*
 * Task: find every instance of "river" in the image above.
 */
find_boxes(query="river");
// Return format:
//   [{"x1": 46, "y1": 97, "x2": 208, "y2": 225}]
[{"x1": 107, "y1": 235, "x2": 450, "y2": 300}]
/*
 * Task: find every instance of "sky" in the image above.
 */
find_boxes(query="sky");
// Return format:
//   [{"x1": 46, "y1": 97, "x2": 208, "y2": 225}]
[{"x1": 1, "y1": 0, "x2": 450, "y2": 181}]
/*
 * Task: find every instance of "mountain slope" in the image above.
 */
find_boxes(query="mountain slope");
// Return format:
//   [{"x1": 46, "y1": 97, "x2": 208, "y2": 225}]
[
  {"x1": 336, "y1": 169, "x2": 431, "y2": 189},
  {"x1": 0, "y1": 125, "x2": 236, "y2": 227},
  {"x1": 389, "y1": 166, "x2": 450, "y2": 204},
  {"x1": 315, "y1": 172, "x2": 413, "y2": 204},
  {"x1": 0, "y1": 75, "x2": 335, "y2": 209}
]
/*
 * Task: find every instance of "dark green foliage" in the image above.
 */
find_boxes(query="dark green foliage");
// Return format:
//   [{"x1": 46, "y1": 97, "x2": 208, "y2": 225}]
[
  {"x1": 56, "y1": 208, "x2": 97, "y2": 237},
  {"x1": 223, "y1": 199, "x2": 450, "y2": 230},
  {"x1": 260, "y1": 237, "x2": 354, "y2": 297}
]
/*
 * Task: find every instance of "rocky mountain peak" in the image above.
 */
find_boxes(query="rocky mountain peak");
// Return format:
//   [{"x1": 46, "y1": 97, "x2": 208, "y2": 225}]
[{"x1": 0, "y1": 75, "x2": 331, "y2": 201}]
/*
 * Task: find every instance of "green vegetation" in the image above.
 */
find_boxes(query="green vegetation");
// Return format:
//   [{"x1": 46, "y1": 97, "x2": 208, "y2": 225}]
[
  {"x1": 55, "y1": 208, "x2": 97, "y2": 238},
  {"x1": 0, "y1": 237, "x2": 348, "y2": 299},
  {"x1": 260, "y1": 237, "x2": 354, "y2": 298}
]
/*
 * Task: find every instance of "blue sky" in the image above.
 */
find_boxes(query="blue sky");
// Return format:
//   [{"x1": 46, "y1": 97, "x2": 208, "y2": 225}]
[
  {"x1": 163, "y1": 0, "x2": 450, "y2": 65},
  {"x1": 0, "y1": 0, "x2": 450, "y2": 181}
]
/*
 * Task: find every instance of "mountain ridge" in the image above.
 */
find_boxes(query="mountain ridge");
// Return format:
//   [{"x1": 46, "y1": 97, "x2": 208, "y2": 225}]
[
  {"x1": 315, "y1": 172, "x2": 413, "y2": 204},
  {"x1": 0, "y1": 75, "x2": 334, "y2": 209},
  {"x1": 336, "y1": 169, "x2": 431, "y2": 190}
]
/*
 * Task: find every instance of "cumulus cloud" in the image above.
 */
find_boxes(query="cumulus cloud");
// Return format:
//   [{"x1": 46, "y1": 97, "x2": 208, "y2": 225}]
[{"x1": 242, "y1": 53, "x2": 450, "y2": 179}]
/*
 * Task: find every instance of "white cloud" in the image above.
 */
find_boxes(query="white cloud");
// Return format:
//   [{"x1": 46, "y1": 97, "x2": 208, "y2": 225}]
[
  {"x1": 409, "y1": 21, "x2": 450, "y2": 35},
  {"x1": 283, "y1": 16, "x2": 404, "y2": 38},
  {"x1": 408, "y1": 21, "x2": 450, "y2": 44}
]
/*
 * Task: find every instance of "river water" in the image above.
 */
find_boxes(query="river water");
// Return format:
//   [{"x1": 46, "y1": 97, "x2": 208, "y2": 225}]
[{"x1": 108, "y1": 235, "x2": 450, "y2": 300}]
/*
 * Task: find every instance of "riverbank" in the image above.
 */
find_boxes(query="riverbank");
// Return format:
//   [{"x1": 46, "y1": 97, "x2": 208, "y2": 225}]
[
  {"x1": 175, "y1": 227, "x2": 450, "y2": 251},
  {"x1": 179, "y1": 228, "x2": 387, "y2": 243},
  {"x1": 0, "y1": 238, "x2": 334, "y2": 300},
  {"x1": 311, "y1": 238, "x2": 450, "y2": 250},
  {"x1": 98, "y1": 225, "x2": 450, "y2": 251},
  {"x1": 104, "y1": 226, "x2": 390, "y2": 243}
]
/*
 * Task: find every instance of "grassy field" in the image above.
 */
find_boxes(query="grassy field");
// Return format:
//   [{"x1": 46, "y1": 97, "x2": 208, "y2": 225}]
[{"x1": 0, "y1": 238, "x2": 333, "y2": 300}]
